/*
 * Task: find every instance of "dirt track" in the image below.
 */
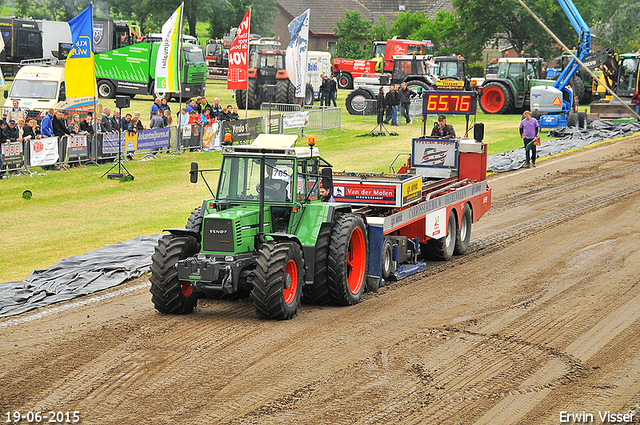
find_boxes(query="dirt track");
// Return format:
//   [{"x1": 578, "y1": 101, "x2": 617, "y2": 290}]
[{"x1": 3, "y1": 135, "x2": 640, "y2": 425}]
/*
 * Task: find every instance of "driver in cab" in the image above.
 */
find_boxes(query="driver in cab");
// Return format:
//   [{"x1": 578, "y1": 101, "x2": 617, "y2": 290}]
[{"x1": 431, "y1": 114, "x2": 456, "y2": 139}]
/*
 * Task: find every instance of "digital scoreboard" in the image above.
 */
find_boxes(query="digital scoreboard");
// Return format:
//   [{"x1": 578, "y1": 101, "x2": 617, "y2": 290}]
[{"x1": 422, "y1": 90, "x2": 477, "y2": 115}]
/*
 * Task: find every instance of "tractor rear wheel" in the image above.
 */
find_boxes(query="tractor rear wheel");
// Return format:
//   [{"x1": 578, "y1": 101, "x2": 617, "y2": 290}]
[
  {"x1": 185, "y1": 206, "x2": 203, "y2": 237},
  {"x1": 252, "y1": 241, "x2": 304, "y2": 320},
  {"x1": 567, "y1": 112, "x2": 578, "y2": 127},
  {"x1": 328, "y1": 214, "x2": 368, "y2": 305},
  {"x1": 423, "y1": 210, "x2": 457, "y2": 261},
  {"x1": 454, "y1": 204, "x2": 472, "y2": 255},
  {"x1": 578, "y1": 111, "x2": 588, "y2": 129},
  {"x1": 572, "y1": 75, "x2": 586, "y2": 104},
  {"x1": 480, "y1": 82, "x2": 513, "y2": 114},
  {"x1": 236, "y1": 88, "x2": 247, "y2": 109},
  {"x1": 246, "y1": 79, "x2": 258, "y2": 109},
  {"x1": 150, "y1": 234, "x2": 200, "y2": 314},
  {"x1": 276, "y1": 79, "x2": 289, "y2": 104},
  {"x1": 302, "y1": 223, "x2": 332, "y2": 305}
]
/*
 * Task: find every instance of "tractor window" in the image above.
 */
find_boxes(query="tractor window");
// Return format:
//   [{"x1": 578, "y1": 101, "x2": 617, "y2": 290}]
[
  {"x1": 526, "y1": 62, "x2": 537, "y2": 78},
  {"x1": 297, "y1": 159, "x2": 320, "y2": 201},
  {"x1": 508, "y1": 64, "x2": 524, "y2": 79},
  {"x1": 218, "y1": 156, "x2": 294, "y2": 202},
  {"x1": 438, "y1": 61, "x2": 459, "y2": 78}
]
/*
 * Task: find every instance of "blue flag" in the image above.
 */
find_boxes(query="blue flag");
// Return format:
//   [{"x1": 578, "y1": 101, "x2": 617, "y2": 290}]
[{"x1": 65, "y1": 4, "x2": 96, "y2": 97}]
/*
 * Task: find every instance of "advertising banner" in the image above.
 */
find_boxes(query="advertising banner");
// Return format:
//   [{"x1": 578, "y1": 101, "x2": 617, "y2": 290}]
[
  {"x1": 412, "y1": 138, "x2": 458, "y2": 169},
  {"x1": 102, "y1": 132, "x2": 125, "y2": 154},
  {"x1": 221, "y1": 117, "x2": 261, "y2": 144},
  {"x1": 332, "y1": 183, "x2": 397, "y2": 206},
  {"x1": 154, "y1": 3, "x2": 183, "y2": 94},
  {"x1": 227, "y1": 8, "x2": 251, "y2": 91},
  {"x1": 65, "y1": 4, "x2": 96, "y2": 97},
  {"x1": 135, "y1": 128, "x2": 171, "y2": 151},
  {"x1": 285, "y1": 9, "x2": 310, "y2": 97},
  {"x1": 202, "y1": 123, "x2": 221, "y2": 151},
  {"x1": 1, "y1": 141, "x2": 23, "y2": 165},
  {"x1": 67, "y1": 134, "x2": 88, "y2": 158},
  {"x1": 29, "y1": 137, "x2": 59, "y2": 167},
  {"x1": 283, "y1": 111, "x2": 308, "y2": 129}
]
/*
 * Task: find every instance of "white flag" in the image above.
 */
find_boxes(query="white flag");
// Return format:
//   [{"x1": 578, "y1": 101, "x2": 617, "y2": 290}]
[
  {"x1": 155, "y1": 4, "x2": 183, "y2": 94},
  {"x1": 285, "y1": 9, "x2": 310, "y2": 97}
]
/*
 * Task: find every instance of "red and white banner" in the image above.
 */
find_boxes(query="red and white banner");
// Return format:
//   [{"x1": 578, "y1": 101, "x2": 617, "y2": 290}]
[
  {"x1": 30, "y1": 137, "x2": 59, "y2": 167},
  {"x1": 227, "y1": 8, "x2": 251, "y2": 91}
]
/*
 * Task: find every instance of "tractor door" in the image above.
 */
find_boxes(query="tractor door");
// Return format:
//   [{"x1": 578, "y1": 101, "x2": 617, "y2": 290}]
[{"x1": 617, "y1": 56, "x2": 639, "y2": 97}]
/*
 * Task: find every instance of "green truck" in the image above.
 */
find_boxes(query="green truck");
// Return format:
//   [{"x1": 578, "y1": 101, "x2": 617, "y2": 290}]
[{"x1": 94, "y1": 42, "x2": 206, "y2": 100}]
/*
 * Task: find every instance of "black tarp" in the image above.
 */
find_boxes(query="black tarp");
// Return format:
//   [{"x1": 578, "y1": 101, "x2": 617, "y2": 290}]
[
  {"x1": 0, "y1": 235, "x2": 162, "y2": 318},
  {"x1": 487, "y1": 120, "x2": 640, "y2": 173}
]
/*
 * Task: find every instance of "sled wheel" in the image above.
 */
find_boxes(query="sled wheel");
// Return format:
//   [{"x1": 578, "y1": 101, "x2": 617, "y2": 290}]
[{"x1": 454, "y1": 204, "x2": 472, "y2": 255}]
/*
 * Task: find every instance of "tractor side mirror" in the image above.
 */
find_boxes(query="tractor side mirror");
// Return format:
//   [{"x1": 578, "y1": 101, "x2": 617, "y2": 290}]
[
  {"x1": 190, "y1": 162, "x2": 199, "y2": 183},
  {"x1": 321, "y1": 167, "x2": 332, "y2": 189}
]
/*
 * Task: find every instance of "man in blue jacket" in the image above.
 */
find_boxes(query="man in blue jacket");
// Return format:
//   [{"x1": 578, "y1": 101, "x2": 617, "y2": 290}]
[{"x1": 41, "y1": 108, "x2": 55, "y2": 137}]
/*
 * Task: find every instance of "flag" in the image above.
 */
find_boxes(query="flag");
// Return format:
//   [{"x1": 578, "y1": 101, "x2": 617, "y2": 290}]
[
  {"x1": 65, "y1": 4, "x2": 96, "y2": 97},
  {"x1": 286, "y1": 9, "x2": 310, "y2": 97},
  {"x1": 227, "y1": 8, "x2": 251, "y2": 91},
  {"x1": 155, "y1": 3, "x2": 183, "y2": 94}
]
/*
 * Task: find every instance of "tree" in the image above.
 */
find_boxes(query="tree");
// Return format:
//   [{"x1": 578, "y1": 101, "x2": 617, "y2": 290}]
[
  {"x1": 371, "y1": 16, "x2": 392, "y2": 42},
  {"x1": 207, "y1": 0, "x2": 277, "y2": 39},
  {"x1": 591, "y1": 0, "x2": 640, "y2": 52},
  {"x1": 333, "y1": 10, "x2": 372, "y2": 60},
  {"x1": 453, "y1": 0, "x2": 595, "y2": 60}
]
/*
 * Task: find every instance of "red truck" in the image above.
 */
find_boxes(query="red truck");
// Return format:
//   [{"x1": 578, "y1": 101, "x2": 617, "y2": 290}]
[{"x1": 333, "y1": 38, "x2": 434, "y2": 89}]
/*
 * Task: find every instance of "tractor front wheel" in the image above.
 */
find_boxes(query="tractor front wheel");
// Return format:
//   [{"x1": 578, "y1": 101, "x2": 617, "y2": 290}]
[
  {"x1": 150, "y1": 234, "x2": 200, "y2": 314},
  {"x1": 253, "y1": 241, "x2": 304, "y2": 320}
]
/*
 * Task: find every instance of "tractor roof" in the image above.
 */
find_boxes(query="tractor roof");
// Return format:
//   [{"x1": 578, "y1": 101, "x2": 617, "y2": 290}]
[{"x1": 221, "y1": 134, "x2": 323, "y2": 159}]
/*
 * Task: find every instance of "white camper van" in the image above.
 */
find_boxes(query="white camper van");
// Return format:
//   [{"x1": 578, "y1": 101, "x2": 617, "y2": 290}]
[
  {"x1": 307, "y1": 51, "x2": 332, "y2": 101},
  {"x1": 3, "y1": 65, "x2": 95, "y2": 118}
]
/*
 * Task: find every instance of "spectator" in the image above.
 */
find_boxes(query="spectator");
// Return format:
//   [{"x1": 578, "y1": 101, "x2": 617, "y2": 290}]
[
  {"x1": 101, "y1": 107, "x2": 114, "y2": 132},
  {"x1": 68, "y1": 114, "x2": 83, "y2": 134},
  {"x1": 179, "y1": 107, "x2": 189, "y2": 126},
  {"x1": 8, "y1": 100, "x2": 26, "y2": 122},
  {"x1": 200, "y1": 108, "x2": 212, "y2": 124},
  {"x1": 159, "y1": 108, "x2": 168, "y2": 127},
  {"x1": 111, "y1": 109, "x2": 121, "y2": 131},
  {"x1": 220, "y1": 105, "x2": 232, "y2": 121},
  {"x1": 149, "y1": 109, "x2": 164, "y2": 129},
  {"x1": 384, "y1": 85, "x2": 399, "y2": 126},
  {"x1": 132, "y1": 112, "x2": 145, "y2": 131},
  {"x1": 121, "y1": 113, "x2": 132, "y2": 131},
  {"x1": 41, "y1": 108, "x2": 55, "y2": 137},
  {"x1": 1, "y1": 119, "x2": 19, "y2": 176},
  {"x1": 199, "y1": 97, "x2": 211, "y2": 113},
  {"x1": 165, "y1": 110, "x2": 173, "y2": 126},
  {"x1": 150, "y1": 97, "x2": 161, "y2": 119},
  {"x1": 160, "y1": 97, "x2": 171, "y2": 113},
  {"x1": 519, "y1": 110, "x2": 540, "y2": 168},
  {"x1": 188, "y1": 109, "x2": 201, "y2": 124},
  {"x1": 53, "y1": 110, "x2": 69, "y2": 138},
  {"x1": 195, "y1": 96, "x2": 203, "y2": 114},
  {"x1": 80, "y1": 113, "x2": 94, "y2": 135},
  {"x1": 186, "y1": 99, "x2": 197, "y2": 113},
  {"x1": 230, "y1": 107, "x2": 240, "y2": 120},
  {"x1": 320, "y1": 73, "x2": 330, "y2": 106},
  {"x1": 24, "y1": 117, "x2": 40, "y2": 140},
  {"x1": 399, "y1": 82, "x2": 417, "y2": 125},
  {"x1": 376, "y1": 87, "x2": 386, "y2": 125},
  {"x1": 329, "y1": 74, "x2": 337, "y2": 107},
  {"x1": 211, "y1": 97, "x2": 223, "y2": 120}
]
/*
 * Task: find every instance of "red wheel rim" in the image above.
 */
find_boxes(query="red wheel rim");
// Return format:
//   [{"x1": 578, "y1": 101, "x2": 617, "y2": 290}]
[
  {"x1": 181, "y1": 282, "x2": 193, "y2": 297},
  {"x1": 340, "y1": 76, "x2": 348, "y2": 86},
  {"x1": 481, "y1": 86, "x2": 505, "y2": 113},
  {"x1": 283, "y1": 259, "x2": 298, "y2": 304},
  {"x1": 347, "y1": 226, "x2": 366, "y2": 294}
]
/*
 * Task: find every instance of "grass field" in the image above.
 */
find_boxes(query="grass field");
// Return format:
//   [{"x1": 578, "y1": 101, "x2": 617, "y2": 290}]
[{"x1": 0, "y1": 81, "x2": 553, "y2": 282}]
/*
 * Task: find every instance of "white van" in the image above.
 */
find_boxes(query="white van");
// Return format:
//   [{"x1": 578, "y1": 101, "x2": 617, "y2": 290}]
[
  {"x1": 307, "y1": 51, "x2": 332, "y2": 101},
  {"x1": 3, "y1": 65, "x2": 95, "y2": 118}
]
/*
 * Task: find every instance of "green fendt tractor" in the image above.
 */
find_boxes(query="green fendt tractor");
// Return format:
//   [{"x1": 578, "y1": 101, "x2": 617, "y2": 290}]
[{"x1": 150, "y1": 134, "x2": 368, "y2": 320}]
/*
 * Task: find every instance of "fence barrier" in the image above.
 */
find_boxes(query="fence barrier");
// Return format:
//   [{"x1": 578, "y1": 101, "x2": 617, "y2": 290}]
[{"x1": 360, "y1": 97, "x2": 424, "y2": 122}]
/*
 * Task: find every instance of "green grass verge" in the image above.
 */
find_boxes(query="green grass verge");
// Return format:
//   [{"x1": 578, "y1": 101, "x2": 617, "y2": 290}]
[{"x1": 0, "y1": 81, "x2": 556, "y2": 282}]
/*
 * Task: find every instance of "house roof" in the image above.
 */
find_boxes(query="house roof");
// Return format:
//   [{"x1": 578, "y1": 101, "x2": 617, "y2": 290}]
[{"x1": 277, "y1": 0, "x2": 454, "y2": 36}]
